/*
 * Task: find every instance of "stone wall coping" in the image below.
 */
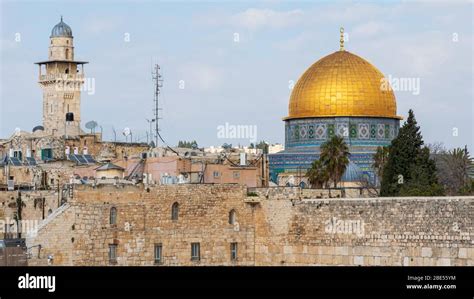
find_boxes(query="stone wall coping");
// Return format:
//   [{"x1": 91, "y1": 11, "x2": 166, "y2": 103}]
[{"x1": 300, "y1": 196, "x2": 474, "y2": 202}]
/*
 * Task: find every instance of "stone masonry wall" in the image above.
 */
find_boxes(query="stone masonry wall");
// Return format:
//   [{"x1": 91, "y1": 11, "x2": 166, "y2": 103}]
[
  {"x1": 254, "y1": 197, "x2": 473, "y2": 266},
  {"x1": 27, "y1": 184, "x2": 256, "y2": 266},
  {"x1": 24, "y1": 185, "x2": 473, "y2": 266},
  {"x1": 1, "y1": 191, "x2": 60, "y2": 239}
]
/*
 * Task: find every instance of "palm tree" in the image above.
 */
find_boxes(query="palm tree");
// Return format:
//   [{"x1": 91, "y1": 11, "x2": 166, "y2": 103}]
[
  {"x1": 320, "y1": 136, "x2": 350, "y2": 187},
  {"x1": 306, "y1": 159, "x2": 329, "y2": 188},
  {"x1": 439, "y1": 146, "x2": 473, "y2": 194},
  {"x1": 372, "y1": 146, "x2": 390, "y2": 185}
]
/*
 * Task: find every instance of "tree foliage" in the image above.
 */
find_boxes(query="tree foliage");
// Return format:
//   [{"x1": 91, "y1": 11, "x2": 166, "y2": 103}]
[
  {"x1": 380, "y1": 110, "x2": 443, "y2": 196},
  {"x1": 432, "y1": 146, "x2": 473, "y2": 195},
  {"x1": 306, "y1": 159, "x2": 329, "y2": 188},
  {"x1": 177, "y1": 140, "x2": 198, "y2": 149},
  {"x1": 306, "y1": 136, "x2": 350, "y2": 188},
  {"x1": 372, "y1": 146, "x2": 390, "y2": 185}
]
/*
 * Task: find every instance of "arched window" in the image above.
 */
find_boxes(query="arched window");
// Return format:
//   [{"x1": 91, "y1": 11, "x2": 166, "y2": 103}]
[
  {"x1": 48, "y1": 209, "x2": 53, "y2": 216},
  {"x1": 110, "y1": 207, "x2": 117, "y2": 225},
  {"x1": 171, "y1": 202, "x2": 179, "y2": 221},
  {"x1": 229, "y1": 209, "x2": 236, "y2": 225},
  {"x1": 65, "y1": 68, "x2": 69, "y2": 74},
  {"x1": 65, "y1": 49, "x2": 69, "y2": 60}
]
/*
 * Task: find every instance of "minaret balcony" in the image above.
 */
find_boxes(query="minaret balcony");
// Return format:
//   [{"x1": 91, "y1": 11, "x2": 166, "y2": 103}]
[{"x1": 38, "y1": 73, "x2": 85, "y2": 83}]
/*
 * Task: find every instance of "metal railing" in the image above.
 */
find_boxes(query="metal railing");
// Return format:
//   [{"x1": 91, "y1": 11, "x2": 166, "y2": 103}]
[{"x1": 39, "y1": 73, "x2": 84, "y2": 81}]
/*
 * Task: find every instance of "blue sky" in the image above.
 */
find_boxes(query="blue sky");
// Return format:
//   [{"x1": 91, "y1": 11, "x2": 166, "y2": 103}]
[{"x1": 1, "y1": 0, "x2": 472, "y2": 150}]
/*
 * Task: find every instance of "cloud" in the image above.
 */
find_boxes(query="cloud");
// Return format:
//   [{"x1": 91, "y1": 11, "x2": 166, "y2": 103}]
[
  {"x1": 352, "y1": 21, "x2": 387, "y2": 38},
  {"x1": 177, "y1": 63, "x2": 223, "y2": 92},
  {"x1": 230, "y1": 8, "x2": 304, "y2": 30},
  {"x1": 81, "y1": 17, "x2": 122, "y2": 35},
  {"x1": 0, "y1": 38, "x2": 20, "y2": 52}
]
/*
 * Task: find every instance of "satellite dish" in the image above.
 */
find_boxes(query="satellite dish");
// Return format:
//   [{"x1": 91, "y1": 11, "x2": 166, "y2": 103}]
[
  {"x1": 85, "y1": 121, "x2": 98, "y2": 130},
  {"x1": 123, "y1": 127, "x2": 131, "y2": 137},
  {"x1": 32, "y1": 125, "x2": 44, "y2": 133}
]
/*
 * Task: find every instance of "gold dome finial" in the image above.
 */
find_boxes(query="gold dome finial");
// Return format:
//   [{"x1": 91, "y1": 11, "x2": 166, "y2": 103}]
[{"x1": 339, "y1": 27, "x2": 345, "y2": 51}]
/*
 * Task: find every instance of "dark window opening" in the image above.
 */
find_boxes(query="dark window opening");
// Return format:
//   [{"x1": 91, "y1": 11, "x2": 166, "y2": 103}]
[
  {"x1": 109, "y1": 244, "x2": 117, "y2": 263},
  {"x1": 110, "y1": 207, "x2": 117, "y2": 225},
  {"x1": 171, "y1": 202, "x2": 179, "y2": 221},
  {"x1": 191, "y1": 243, "x2": 200, "y2": 261},
  {"x1": 229, "y1": 209, "x2": 236, "y2": 225},
  {"x1": 230, "y1": 243, "x2": 238, "y2": 261},
  {"x1": 154, "y1": 244, "x2": 162, "y2": 264}
]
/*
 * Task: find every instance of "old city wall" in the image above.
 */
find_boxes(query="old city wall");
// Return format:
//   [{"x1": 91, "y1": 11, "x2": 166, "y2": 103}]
[
  {"x1": 27, "y1": 184, "x2": 256, "y2": 266},
  {"x1": 254, "y1": 196, "x2": 473, "y2": 266},
  {"x1": 25, "y1": 185, "x2": 473, "y2": 266},
  {"x1": 0, "y1": 190, "x2": 60, "y2": 239}
]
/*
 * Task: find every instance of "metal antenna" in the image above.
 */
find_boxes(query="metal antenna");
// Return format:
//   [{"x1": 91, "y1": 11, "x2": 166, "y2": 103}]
[{"x1": 151, "y1": 64, "x2": 163, "y2": 147}]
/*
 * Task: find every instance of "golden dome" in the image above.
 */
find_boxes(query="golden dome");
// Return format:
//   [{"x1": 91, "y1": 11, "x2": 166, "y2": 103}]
[{"x1": 286, "y1": 50, "x2": 401, "y2": 120}]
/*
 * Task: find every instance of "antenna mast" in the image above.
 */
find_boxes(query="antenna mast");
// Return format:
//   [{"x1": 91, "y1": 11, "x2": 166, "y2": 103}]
[{"x1": 152, "y1": 64, "x2": 163, "y2": 147}]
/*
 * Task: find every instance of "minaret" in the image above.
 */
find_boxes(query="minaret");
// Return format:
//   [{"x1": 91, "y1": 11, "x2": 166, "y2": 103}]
[{"x1": 35, "y1": 17, "x2": 88, "y2": 137}]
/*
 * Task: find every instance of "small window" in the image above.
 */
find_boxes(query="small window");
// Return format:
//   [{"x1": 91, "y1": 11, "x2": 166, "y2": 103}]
[
  {"x1": 230, "y1": 242, "x2": 238, "y2": 261},
  {"x1": 233, "y1": 171, "x2": 240, "y2": 179},
  {"x1": 48, "y1": 209, "x2": 52, "y2": 216},
  {"x1": 213, "y1": 171, "x2": 220, "y2": 178},
  {"x1": 154, "y1": 243, "x2": 162, "y2": 264},
  {"x1": 110, "y1": 207, "x2": 117, "y2": 225},
  {"x1": 13, "y1": 150, "x2": 23, "y2": 161},
  {"x1": 109, "y1": 244, "x2": 117, "y2": 263},
  {"x1": 229, "y1": 209, "x2": 236, "y2": 225},
  {"x1": 171, "y1": 202, "x2": 179, "y2": 221},
  {"x1": 191, "y1": 243, "x2": 200, "y2": 261}
]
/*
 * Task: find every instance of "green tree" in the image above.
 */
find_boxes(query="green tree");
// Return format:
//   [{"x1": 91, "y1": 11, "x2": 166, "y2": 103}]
[
  {"x1": 177, "y1": 140, "x2": 198, "y2": 149},
  {"x1": 255, "y1": 141, "x2": 269, "y2": 154},
  {"x1": 437, "y1": 146, "x2": 473, "y2": 195},
  {"x1": 320, "y1": 135, "x2": 350, "y2": 188},
  {"x1": 306, "y1": 159, "x2": 329, "y2": 188},
  {"x1": 380, "y1": 110, "x2": 443, "y2": 196},
  {"x1": 399, "y1": 147, "x2": 444, "y2": 196},
  {"x1": 372, "y1": 146, "x2": 390, "y2": 185}
]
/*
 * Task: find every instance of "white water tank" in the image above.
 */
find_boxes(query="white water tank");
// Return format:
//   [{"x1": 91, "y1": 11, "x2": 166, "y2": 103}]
[{"x1": 239, "y1": 153, "x2": 246, "y2": 166}]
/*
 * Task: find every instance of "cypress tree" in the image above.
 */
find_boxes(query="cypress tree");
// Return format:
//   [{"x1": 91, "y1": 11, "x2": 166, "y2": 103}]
[{"x1": 380, "y1": 109, "x2": 443, "y2": 196}]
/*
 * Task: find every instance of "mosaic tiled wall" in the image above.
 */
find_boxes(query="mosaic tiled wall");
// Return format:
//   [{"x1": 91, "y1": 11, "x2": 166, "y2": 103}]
[
  {"x1": 285, "y1": 117, "x2": 399, "y2": 149},
  {"x1": 269, "y1": 117, "x2": 400, "y2": 184}
]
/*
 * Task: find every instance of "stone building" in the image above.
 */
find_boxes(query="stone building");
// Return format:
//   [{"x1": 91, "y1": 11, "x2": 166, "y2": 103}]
[{"x1": 35, "y1": 16, "x2": 87, "y2": 137}]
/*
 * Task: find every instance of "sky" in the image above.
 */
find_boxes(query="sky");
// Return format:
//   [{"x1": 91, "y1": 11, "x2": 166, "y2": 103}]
[{"x1": 0, "y1": 0, "x2": 473, "y2": 150}]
